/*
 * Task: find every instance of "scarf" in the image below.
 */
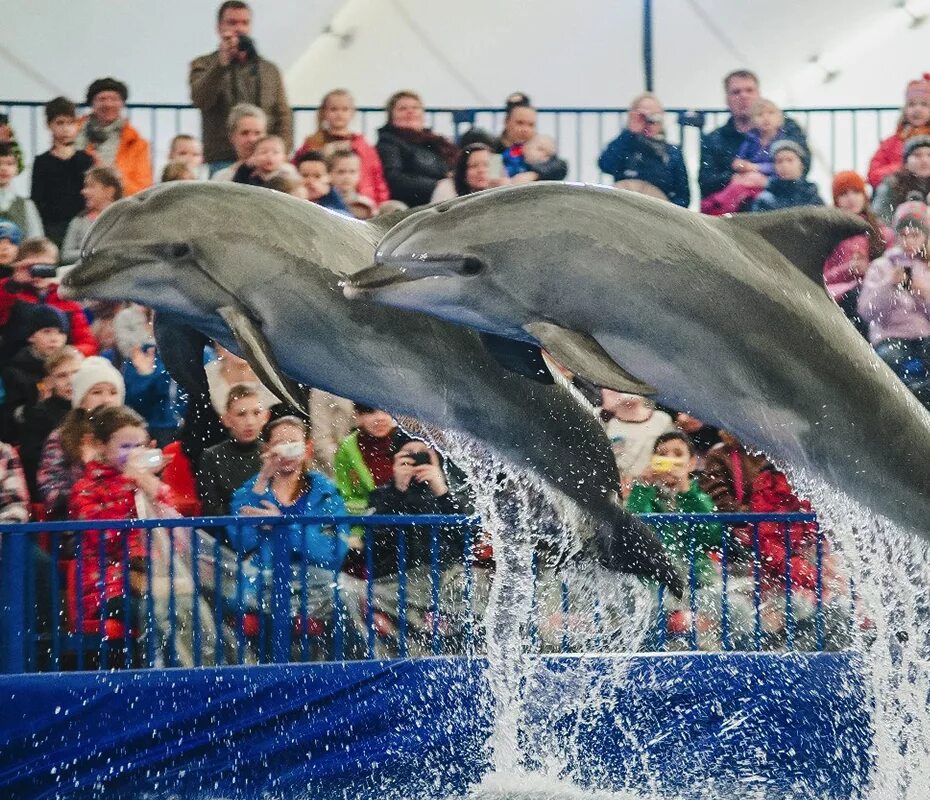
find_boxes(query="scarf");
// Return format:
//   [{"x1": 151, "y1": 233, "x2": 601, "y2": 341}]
[{"x1": 75, "y1": 117, "x2": 123, "y2": 166}]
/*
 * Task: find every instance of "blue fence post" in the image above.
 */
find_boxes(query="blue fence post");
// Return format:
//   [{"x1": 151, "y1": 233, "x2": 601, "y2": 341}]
[
  {"x1": 0, "y1": 529, "x2": 27, "y2": 673},
  {"x1": 270, "y1": 522, "x2": 291, "y2": 664},
  {"x1": 720, "y1": 520, "x2": 731, "y2": 651},
  {"x1": 815, "y1": 523, "x2": 825, "y2": 651}
]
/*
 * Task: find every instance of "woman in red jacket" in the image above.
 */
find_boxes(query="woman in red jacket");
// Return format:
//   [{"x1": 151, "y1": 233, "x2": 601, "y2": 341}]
[
  {"x1": 293, "y1": 89, "x2": 390, "y2": 205},
  {"x1": 868, "y1": 74, "x2": 930, "y2": 189}
]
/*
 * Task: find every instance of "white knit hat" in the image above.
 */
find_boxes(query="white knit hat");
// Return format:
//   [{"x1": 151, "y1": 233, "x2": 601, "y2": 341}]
[{"x1": 70, "y1": 356, "x2": 126, "y2": 408}]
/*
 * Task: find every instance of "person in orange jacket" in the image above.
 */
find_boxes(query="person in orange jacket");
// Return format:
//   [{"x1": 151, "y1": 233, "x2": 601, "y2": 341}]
[{"x1": 75, "y1": 77, "x2": 153, "y2": 196}]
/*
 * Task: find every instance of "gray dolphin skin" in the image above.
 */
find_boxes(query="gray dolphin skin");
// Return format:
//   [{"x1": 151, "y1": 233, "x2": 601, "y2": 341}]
[
  {"x1": 347, "y1": 181, "x2": 930, "y2": 539},
  {"x1": 60, "y1": 181, "x2": 682, "y2": 595}
]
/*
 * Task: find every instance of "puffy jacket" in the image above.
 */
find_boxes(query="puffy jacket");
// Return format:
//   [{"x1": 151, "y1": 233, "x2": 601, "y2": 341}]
[
  {"x1": 376, "y1": 124, "x2": 456, "y2": 207},
  {"x1": 858, "y1": 247, "x2": 930, "y2": 344},
  {"x1": 77, "y1": 116, "x2": 153, "y2": 196},
  {"x1": 294, "y1": 131, "x2": 391, "y2": 204},
  {"x1": 750, "y1": 178, "x2": 824, "y2": 212},
  {"x1": 867, "y1": 125, "x2": 930, "y2": 189},
  {"x1": 598, "y1": 130, "x2": 690, "y2": 207},
  {"x1": 0, "y1": 279, "x2": 98, "y2": 356},
  {"x1": 823, "y1": 221, "x2": 893, "y2": 302}
]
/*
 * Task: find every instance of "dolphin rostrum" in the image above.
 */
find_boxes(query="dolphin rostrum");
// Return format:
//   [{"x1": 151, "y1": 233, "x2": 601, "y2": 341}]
[
  {"x1": 60, "y1": 181, "x2": 682, "y2": 595},
  {"x1": 346, "y1": 182, "x2": 930, "y2": 539}
]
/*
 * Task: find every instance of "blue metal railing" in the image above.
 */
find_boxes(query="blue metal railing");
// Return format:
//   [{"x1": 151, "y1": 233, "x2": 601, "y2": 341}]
[
  {"x1": 0, "y1": 510, "x2": 852, "y2": 673},
  {"x1": 0, "y1": 100, "x2": 903, "y2": 206}
]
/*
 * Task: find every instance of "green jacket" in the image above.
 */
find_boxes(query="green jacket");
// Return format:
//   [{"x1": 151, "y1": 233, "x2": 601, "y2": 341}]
[
  {"x1": 333, "y1": 430, "x2": 376, "y2": 514},
  {"x1": 626, "y1": 481, "x2": 721, "y2": 586}
]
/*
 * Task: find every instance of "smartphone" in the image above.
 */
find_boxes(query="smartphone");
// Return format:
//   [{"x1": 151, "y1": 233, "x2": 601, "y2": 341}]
[
  {"x1": 487, "y1": 153, "x2": 504, "y2": 179},
  {"x1": 30, "y1": 264, "x2": 58, "y2": 279}
]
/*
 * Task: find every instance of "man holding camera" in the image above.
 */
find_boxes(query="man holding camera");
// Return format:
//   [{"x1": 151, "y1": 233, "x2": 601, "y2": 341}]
[{"x1": 190, "y1": 1, "x2": 292, "y2": 174}]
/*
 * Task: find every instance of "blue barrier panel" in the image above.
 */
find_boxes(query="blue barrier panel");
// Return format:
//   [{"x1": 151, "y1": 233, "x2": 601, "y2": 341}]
[{"x1": 0, "y1": 653, "x2": 872, "y2": 799}]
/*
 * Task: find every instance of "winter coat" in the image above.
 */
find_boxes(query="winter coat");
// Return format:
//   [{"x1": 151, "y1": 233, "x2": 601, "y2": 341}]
[
  {"x1": 18, "y1": 394, "x2": 70, "y2": 496},
  {"x1": 598, "y1": 130, "x2": 690, "y2": 207},
  {"x1": 229, "y1": 471, "x2": 350, "y2": 571},
  {"x1": 0, "y1": 279, "x2": 97, "y2": 356},
  {"x1": 626, "y1": 480, "x2": 720, "y2": 586},
  {"x1": 30, "y1": 150, "x2": 95, "y2": 245},
  {"x1": 189, "y1": 50, "x2": 292, "y2": 163},
  {"x1": 122, "y1": 350, "x2": 184, "y2": 436},
  {"x1": 36, "y1": 428, "x2": 84, "y2": 520},
  {"x1": 699, "y1": 181, "x2": 763, "y2": 215},
  {"x1": 858, "y1": 247, "x2": 930, "y2": 344},
  {"x1": 333, "y1": 428, "x2": 410, "y2": 514},
  {"x1": 867, "y1": 125, "x2": 930, "y2": 189},
  {"x1": 699, "y1": 444, "x2": 770, "y2": 513},
  {"x1": 872, "y1": 171, "x2": 930, "y2": 223},
  {"x1": 197, "y1": 438, "x2": 262, "y2": 518},
  {"x1": 376, "y1": 124, "x2": 458, "y2": 207},
  {"x1": 823, "y1": 221, "x2": 893, "y2": 302},
  {"x1": 0, "y1": 442, "x2": 29, "y2": 523},
  {"x1": 750, "y1": 178, "x2": 824, "y2": 212},
  {"x1": 294, "y1": 131, "x2": 391, "y2": 204},
  {"x1": 69, "y1": 460, "x2": 174, "y2": 620},
  {"x1": 698, "y1": 115, "x2": 808, "y2": 198},
  {"x1": 159, "y1": 442, "x2": 201, "y2": 517},
  {"x1": 76, "y1": 115, "x2": 152, "y2": 196},
  {"x1": 1, "y1": 345, "x2": 45, "y2": 442}
]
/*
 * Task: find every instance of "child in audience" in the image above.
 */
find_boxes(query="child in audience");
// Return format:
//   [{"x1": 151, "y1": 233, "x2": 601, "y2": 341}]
[
  {"x1": 197, "y1": 384, "x2": 270, "y2": 517},
  {"x1": 160, "y1": 161, "x2": 196, "y2": 182},
  {"x1": 824, "y1": 171, "x2": 893, "y2": 336},
  {"x1": 167, "y1": 134, "x2": 206, "y2": 179},
  {"x1": 18, "y1": 345, "x2": 82, "y2": 495},
  {"x1": 734, "y1": 98, "x2": 790, "y2": 177},
  {"x1": 0, "y1": 114, "x2": 24, "y2": 172},
  {"x1": 265, "y1": 171, "x2": 308, "y2": 199},
  {"x1": 0, "y1": 142, "x2": 43, "y2": 239},
  {"x1": 37, "y1": 356, "x2": 125, "y2": 520},
  {"x1": 521, "y1": 134, "x2": 563, "y2": 178},
  {"x1": 233, "y1": 134, "x2": 292, "y2": 187},
  {"x1": 858, "y1": 200, "x2": 930, "y2": 407},
  {"x1": 750, "y1": 141, "x2": 824, "y2": 211},
  {"x1": 868, "y1": 74, "x2": 930, "y2": 189},
  {"x1": 327, "y1": 148, "x2": 376, "y2": 219},
  {"x1": 334, "y1": 405, "x2": 411, "y2": 514},
  {"x1": 295, "y1": 151, "x2": 350, "y2": 215},
  {"x1": 1, "y1": 304, "x2": 68, "y2": 443},
  {"x1": 61, "y1": 167, "x2": 123, "y2": 264},
  {"x1": 205, "y1": 343, "x2": 281, "y2": 417},
  {"x1": 0, "y1": 219, "x2": 21, "y2": 279},
  {"x1": 872, "y1": 136, "x2": 930, "y2": 223},
  {"x1": 0, "y1": 237, "x2": 98, "y2": 356},
  {"x1": 598, "y1": 389, "x2": 674, "y2": 492},
  {"x1": 30, "y1": 97, "x2": 94, "y2": 248}
]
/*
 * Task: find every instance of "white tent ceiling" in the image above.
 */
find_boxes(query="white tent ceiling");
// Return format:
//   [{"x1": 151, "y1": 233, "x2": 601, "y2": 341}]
[{"x1": 3, "y1": 0, "x2": 930, "y2": 109}]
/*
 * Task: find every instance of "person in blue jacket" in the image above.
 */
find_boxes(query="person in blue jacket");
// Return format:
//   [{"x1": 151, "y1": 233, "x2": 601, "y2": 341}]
[{"x1": 597, "y1": 92, "x2": 690, "y2": 207}]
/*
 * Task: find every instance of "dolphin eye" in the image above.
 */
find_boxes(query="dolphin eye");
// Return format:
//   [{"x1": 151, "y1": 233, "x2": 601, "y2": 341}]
[{"x1": 460, "y1": 257, "x2": 484, "y2": 276}]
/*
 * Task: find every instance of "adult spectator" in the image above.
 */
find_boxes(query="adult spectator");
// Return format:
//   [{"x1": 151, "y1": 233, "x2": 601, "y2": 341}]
[
  {"x1": 599, "y1": 389, "x2": 674, "y2": 492},
  {"x1": 205, "y1": 342, "x2": 280, "y2": 416},
  {"x1": 0, "y1": 219, "x2": 20, "y2": 279},
  {"x1": 598, "y1": 92, "x2": 690, "y2": 207},
  {"x1": 0, "y1": 441, "x2": 29, "y2": 524},
  {"x1": 872, "y1": 136, "x2": 930, "y2": 223},
  {"x1": 376, "y1": 91, "x2": 458, "y2": 207},
  {"x1": 858, "y1": 200, "x2": 930, "y2": 408},
  {"x1": 190, "y1": 1, "x2": 292, "y2": 174},
  {"x1": 75, "y1": 78, "x2": 152, "y2": 196},
  {"x1": 698, "y1": 70, "x2": 808, "y2": 200},
  {"x1": 60, "y1": 166, "x2": 123, "y2": 265},
  {"x1": 30, "y1": 98, "x2": 94, "y2": 248},
  {"x1": 493, "y1": 102, "x2": 568, "y2": 182},
  {"x1": 430, "y1": 143, "x2": 511, "y2": 202},
  {"x1": 0, "y1": 143, "x2": 43, "y2": 239},
  {"x1": 294, "y1": 89, "x2": 390, "y2": 204},
  {"x1": 824, "y1": 171, "x2": 892, "y2": 335},
  {"x1": 208, "y1": 104, "x2": 267, "y2": 183},
  {"x1": 868, "y1": 74, "x2": 930, "y2": 189}
]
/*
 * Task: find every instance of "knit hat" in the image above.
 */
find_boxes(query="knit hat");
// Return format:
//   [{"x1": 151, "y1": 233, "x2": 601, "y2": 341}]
[
  {"x1": 0, "y1": 219, "x2": 22, "y2": 245},
  {"x1": 904, "y1": 135, "x2": 930, "y2": 160},
  {"x1": 85, "y1": 77, "x2": 129, "y2": 106},
  {"x1": 906, "y1": 73, "x2": 930, "y2": 103},
  {"x1": 70, "y1": 356, "x2": 125, "y2": 408},
  {"x1": 832, "y1": 171, "x2": 867, "y2": 204},
  {"x1": 893, "y1": 200, "x2": 930, "y2": 233},
  {"x1": 23, "y1": 304, "x2": 69, "y2": 338},
  {"x1": 771, "y1": 139, "x2": 808, "y2": 161}
]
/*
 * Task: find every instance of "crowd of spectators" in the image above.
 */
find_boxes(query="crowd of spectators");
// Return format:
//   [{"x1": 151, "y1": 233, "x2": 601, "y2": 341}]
[{"x1": 2, "y1": 0, "x2": 920, "y2": 661}]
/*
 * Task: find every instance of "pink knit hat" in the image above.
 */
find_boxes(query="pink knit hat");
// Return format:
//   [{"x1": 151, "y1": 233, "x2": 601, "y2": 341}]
[{"x1": 906, "y1": 74, "x2": 930, "y2": 102}]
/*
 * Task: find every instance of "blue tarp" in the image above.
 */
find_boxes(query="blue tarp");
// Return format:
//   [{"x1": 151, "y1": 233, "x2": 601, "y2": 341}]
[{"x1": 0, "y1": 653, "x2": 871, "y2": 799}]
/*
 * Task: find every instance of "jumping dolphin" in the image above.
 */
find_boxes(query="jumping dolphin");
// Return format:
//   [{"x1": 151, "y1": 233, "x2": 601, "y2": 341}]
[
  {"x1": 60, "y1": 181, "x2": 682, "y2": 594},
  {"x1": 346, "y1": 182, "x2": 930, "y2": 539}
]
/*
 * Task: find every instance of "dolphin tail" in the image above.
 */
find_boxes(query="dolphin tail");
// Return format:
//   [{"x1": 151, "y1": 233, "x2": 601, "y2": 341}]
[{"x1": 591, "y1": 507, "x2": 684, "y2": 599}]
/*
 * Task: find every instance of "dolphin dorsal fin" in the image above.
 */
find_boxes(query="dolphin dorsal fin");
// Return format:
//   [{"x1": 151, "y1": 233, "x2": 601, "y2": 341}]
[{"x1": 721, "y1": 208, "x2": 871, "y2": 286}]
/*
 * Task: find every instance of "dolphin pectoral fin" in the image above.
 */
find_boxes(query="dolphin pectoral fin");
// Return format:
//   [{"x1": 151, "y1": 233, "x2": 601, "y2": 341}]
[
  {"x1": 524, "y1": 321, "x2": 655, "y2": 395},
  {"x1": 217, "y1": 305, "x2": 309, "y2": 418},
  {"x1": 478, "y1": 332, "x2": 554, "y2": 383},
  {"x1": 721, "y1": 208, "x2": 870, "y2": 288},
  {"x1": 154, "y1": 312, "x2": 212, "y2": 398}
]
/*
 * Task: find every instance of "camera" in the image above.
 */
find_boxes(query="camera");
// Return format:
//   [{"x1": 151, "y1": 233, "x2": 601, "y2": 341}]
[
  {"x1": 650, "y1": 455, "x2": 679, "y2": 473},
  {"x1": 408, "y1": 451, "x2": 432, "y2": 467},
  {"x1": 30, "y1": 264, "x2": 58, "y2": 279},
  {"x1": 236, "y1": 34, "x2": 258, "y2": 60},
  {"x1": 273, "y1": 441, "x2": 305, "y2": 459},
  {"x1": 138, "y1": 449, "x2": 164, "y2": 470}
]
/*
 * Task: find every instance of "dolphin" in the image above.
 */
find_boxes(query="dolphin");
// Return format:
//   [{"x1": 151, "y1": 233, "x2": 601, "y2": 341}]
[
  {"x1": 346, "y1": 181, "x2": 930, "y2": 539},
  {"x1": 60, "y1": 181, "x2": 682, "y2": 595}
]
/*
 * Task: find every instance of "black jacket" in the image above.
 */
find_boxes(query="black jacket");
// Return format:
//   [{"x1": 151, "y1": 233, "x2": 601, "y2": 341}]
[
  {"x1": 1, "y1": 346, "x2": 45, "y2": 444},
  {"x1": 19, "y1": 394, "x2": 71, "y2": 495},
  {"x1": 376, "y1": 124, "x2": 453, "y2": 207}
]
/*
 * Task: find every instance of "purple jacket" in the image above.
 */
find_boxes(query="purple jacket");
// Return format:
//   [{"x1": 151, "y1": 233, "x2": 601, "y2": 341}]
[{"x1": 858, "y1": 247, "x2": 930, "y2": 344}]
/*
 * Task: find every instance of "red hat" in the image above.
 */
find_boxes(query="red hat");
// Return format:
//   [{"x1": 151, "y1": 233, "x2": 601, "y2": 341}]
[
  {"x1": 906, "y1": 74, "x2": 930, "y2": 103},
  {"x1": 832, "y1": 171, "x2": 867, "y2": 204}
]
